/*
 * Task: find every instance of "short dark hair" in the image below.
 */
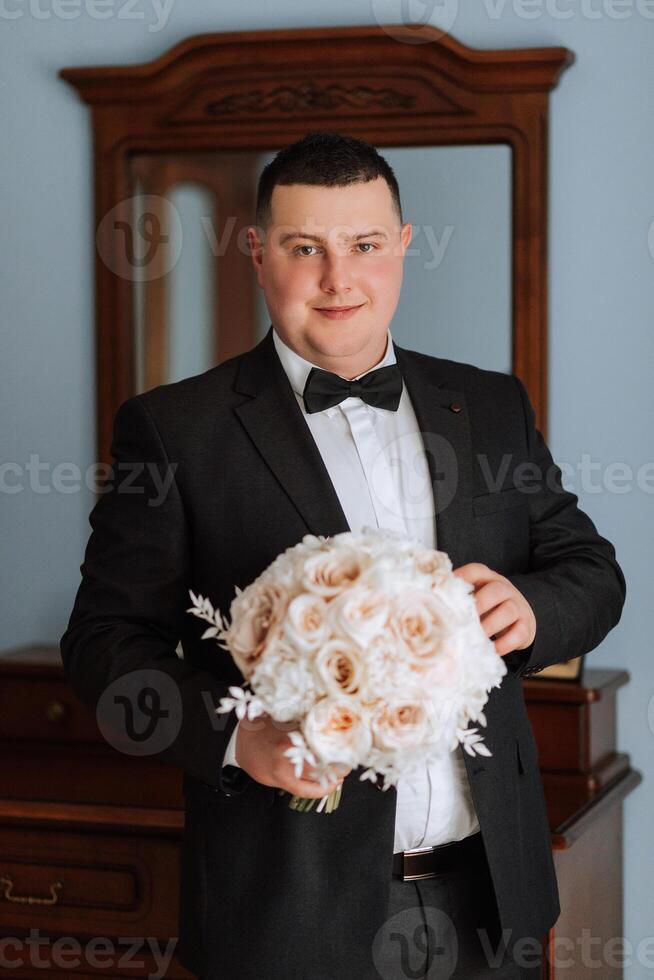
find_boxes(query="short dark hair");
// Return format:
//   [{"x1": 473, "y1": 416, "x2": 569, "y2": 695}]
[{"x1": 255, "y1": 131, "x2": 403, "y2": 234}]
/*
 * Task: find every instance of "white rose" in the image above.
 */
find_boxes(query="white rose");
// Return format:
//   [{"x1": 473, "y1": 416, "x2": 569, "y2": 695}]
[
  {"x1": 302, "y1": 697, "x2": 372, "y2": 766},
  {"x1": 359, "y1": 554, "x2": 410, "y2": 596},
  {"x1": 363, "y1": 632, "x2": 419, "y2": 700},
  {"x1": 263, "y1": 554, "x2": 299, "y2": 592},
  {"x1": 251, "y1": 643, "x2": 319, "y2": 722}
]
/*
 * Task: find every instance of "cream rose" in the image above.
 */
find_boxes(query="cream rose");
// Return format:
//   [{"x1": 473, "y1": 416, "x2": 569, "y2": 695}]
[
  {"x1": 314, "y1": 640, "x2": 365, "y2": 698},
  {"x1": 370, "y1": 699, "x2": 432, "y2": 752},
  {"x1": 302, "y1": 697, "x2": 372, "y2": 766},
  {"x1": 413, "y1": 548, "x2": 452, "y2": 585},
  {"x1": 225, "y1": 579, "x2": 286, "y2": 678},
  {"x1": 283, "y1": 593, "x2": 329, "y2": 652},
  {"x1": 301, "y1": 547, "x2": 365, "y2": 599},
  {"x1": 327, "y1": 584, "x2": 390, "y2": 646},
  {"x1": 388, "y1": 591, "x2": 452, "y2": 667}
]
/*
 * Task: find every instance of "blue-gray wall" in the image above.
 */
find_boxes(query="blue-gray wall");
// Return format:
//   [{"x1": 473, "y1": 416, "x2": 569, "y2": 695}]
[{"x1": 2, "y1": 5, "x2": 652, "y2": 973}]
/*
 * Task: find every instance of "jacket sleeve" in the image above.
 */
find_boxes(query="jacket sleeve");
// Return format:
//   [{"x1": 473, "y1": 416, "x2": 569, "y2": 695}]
[
  {"x1": 59, "y1": 393, "x2": 243, "y2": 795},
  {"x1": 502, "y1": 375, "x2": 627, "y2": 678}
]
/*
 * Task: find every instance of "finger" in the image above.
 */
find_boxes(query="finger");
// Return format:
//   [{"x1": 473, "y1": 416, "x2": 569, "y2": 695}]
[
  {"x1": 452, "y1": 562, "x2": 493, "y2": 586},
  {"x1": 300, "y1": 759, "x2": 349, "y2": 779},
  {"x1": 300, "y1": 765, "x2": 348, "y2": 787},
  {"x1": 480, "y1": 598, "x2": 519, "y2": 639},
  {"x1": 473, "y1": 580, "x2": 511, "y2": 617},
  {"x1": 493, "y1": 621, "x2": 528, "y2": 656},
  {"x1": 299, "y1": 760, "x2": 322, "y2": 781},
  {"x1": 288, "y1": 775, "x2": 343, "y2": 798},
  {"x1": 329, "y1": 762, "x2": 351, "y2": 778}
]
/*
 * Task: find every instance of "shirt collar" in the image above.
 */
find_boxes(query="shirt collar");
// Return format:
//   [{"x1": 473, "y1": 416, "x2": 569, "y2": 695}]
[{"x1": 271, "y1": 324, "x2": 397, "y2": 417}]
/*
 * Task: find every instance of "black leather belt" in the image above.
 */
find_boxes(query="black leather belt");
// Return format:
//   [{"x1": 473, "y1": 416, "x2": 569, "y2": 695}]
[{"x1": 392, "y1": 831, "x2": 485, "y2": 881}]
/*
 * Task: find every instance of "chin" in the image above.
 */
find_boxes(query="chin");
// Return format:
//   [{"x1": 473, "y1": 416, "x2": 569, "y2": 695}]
[
  {"x1": 310, "y1": 314, "x2": 371, "y2": 334},
  {"x1": 309, "y1": 328, "x2": 370, "y2": 355}
]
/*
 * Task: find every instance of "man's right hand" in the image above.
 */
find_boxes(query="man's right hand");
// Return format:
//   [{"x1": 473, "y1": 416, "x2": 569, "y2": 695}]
[{"x1": 234, "y1": 712, "x2": 351, "y2": 798}]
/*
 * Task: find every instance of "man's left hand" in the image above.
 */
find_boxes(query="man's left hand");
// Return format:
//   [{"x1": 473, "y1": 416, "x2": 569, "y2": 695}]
[{"x1": 452, "y1": 563, "x2": 536, "y2": 657}]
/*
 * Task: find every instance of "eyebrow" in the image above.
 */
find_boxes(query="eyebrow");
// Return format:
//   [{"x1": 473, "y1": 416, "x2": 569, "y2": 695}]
[{"x1": 278, "y1": 229, "x2": 390, "y2": 246}]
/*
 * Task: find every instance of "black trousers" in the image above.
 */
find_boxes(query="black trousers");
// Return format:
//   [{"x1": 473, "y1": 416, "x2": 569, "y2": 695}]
[
  {"x1": 197, "y1": 849, "x2": 543, "y2": 980},
  {"x1": 372, "y1": 853, "x2": 544, "y2": 979}
]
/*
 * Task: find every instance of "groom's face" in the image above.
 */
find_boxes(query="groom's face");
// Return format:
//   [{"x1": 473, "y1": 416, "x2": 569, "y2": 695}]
[{"x1": 247, "y1": 176, "x2": 412, "y2": 378}]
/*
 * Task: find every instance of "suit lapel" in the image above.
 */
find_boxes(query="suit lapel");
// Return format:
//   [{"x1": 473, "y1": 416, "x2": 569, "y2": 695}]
[
  {"x1": 232, "y1": 326, "x2": 476, "y2": 568},
  {"x1": 392, "y1": 344, "x2": 477, "y2": 569},
  {"x1": 233, "y1": 327, "x2": 351, "y2": 539}
]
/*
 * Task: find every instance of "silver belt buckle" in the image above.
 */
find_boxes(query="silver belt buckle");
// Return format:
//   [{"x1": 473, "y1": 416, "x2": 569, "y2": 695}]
[{"x1": 402, "y1": 844, "x2": 435, "y2": 882}]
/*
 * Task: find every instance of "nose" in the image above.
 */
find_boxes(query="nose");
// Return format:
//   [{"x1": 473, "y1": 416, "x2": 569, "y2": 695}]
[{"x1": 319, "y1": 252, "x2": 353, "y2": 297}]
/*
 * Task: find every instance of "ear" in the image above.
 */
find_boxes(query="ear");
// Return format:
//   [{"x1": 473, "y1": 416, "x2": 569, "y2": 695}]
[
  {"x1": 400, "y1": 222, "x2": 412, "y2": 253},
  {"x1": 247, "y1": 226, "x2": 265, "y2": 287}
]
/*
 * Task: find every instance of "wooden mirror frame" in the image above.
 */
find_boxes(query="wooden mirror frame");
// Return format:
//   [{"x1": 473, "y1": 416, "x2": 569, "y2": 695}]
[{"x1": 60, "y1": 23, "x2": 574, "y2": 465}]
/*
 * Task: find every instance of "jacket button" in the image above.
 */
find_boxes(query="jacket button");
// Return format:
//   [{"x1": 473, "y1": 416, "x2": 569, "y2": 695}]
[{"x1": 450, "y1": 403, "x2": 462, "y2": 413}]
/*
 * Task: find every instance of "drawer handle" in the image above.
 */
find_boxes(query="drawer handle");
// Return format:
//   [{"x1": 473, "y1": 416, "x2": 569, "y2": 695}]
[
  {"x1": 0, "y1": 875, "x2": 63, "y2": 906},
  {"x1": 45, "y1": 700, "x2": 68, "y2": 723}
]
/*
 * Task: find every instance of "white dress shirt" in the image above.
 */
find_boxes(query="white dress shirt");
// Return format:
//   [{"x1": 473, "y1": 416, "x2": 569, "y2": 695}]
[{"x1": 223, "y1": 325, "x2": 480, "y2": 852}]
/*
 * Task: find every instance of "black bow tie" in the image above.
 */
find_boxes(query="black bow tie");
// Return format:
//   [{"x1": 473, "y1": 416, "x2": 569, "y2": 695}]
[{"x1": 302, "y1": 362, "x2": 403, "y2": 415}]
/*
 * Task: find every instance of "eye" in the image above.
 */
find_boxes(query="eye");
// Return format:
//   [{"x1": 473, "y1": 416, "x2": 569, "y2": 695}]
[{"x1": 292, "y1": 242, "x2": 379, "y2": 257}]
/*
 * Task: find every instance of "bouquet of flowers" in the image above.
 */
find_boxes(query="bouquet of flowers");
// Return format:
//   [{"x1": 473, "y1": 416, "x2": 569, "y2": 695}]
[{"x1": 187, "y1": 526, "x2": 506, "y2": 813}]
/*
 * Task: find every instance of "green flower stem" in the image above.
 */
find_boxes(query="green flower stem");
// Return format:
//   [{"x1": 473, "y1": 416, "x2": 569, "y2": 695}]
[{"x1": 288, "y1": 785, "x2": 342, "y2": 813}]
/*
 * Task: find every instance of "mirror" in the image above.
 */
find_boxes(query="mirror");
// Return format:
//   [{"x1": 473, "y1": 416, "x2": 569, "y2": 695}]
[
  {"x1": 128, "y1": 144, "x2": 511, "y2": 392},
  {"x1": 60, "y1": 24, "x2": 574, "y2": 463}
]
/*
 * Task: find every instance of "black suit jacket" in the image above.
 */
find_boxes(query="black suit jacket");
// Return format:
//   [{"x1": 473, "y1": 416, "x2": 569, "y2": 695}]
[{"x1": 60, "y1": 326, "x2": 626, "y2": 979}]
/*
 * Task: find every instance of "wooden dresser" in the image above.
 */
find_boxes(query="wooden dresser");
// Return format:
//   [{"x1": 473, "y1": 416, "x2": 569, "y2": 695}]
[
  {"x1": 523, "y1": 670, "x2": 642, "y2": 978},
  {"x1": 0, "y1": 644, "x2": 192, "y2": 978},
  {"x1": 0, "y1": 645, "x2": 642, "y2": 979}
]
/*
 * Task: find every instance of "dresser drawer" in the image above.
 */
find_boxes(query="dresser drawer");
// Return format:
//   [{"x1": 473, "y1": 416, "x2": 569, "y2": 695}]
[
  {"x1": 0, "y1": 741, "x2": 183, "y2": 808},
  {"x1": 0, "y1": 675, "x2": 101, "y2": 743},
  {"x1": 0, "y1": 823, "x2": 180, "y2": 938}
]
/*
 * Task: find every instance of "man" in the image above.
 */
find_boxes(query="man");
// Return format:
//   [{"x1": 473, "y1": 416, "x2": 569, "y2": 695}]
[{"x1": 60, "y1": 132, "x2": 626, "y2": 979}]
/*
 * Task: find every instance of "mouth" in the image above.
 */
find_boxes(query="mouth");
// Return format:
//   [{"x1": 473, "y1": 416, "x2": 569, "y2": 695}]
[
  {"x1": 315, "y1": 305, "x2": 362, "y2": 311},
  {"x1": 313, "y1": 303, "x2": 365, "y2": 319}
]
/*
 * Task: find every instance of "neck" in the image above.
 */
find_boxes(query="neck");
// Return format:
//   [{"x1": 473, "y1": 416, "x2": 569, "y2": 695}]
[{"x1": 278, "y1": 330, "x2": 389, "y2": 380}]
